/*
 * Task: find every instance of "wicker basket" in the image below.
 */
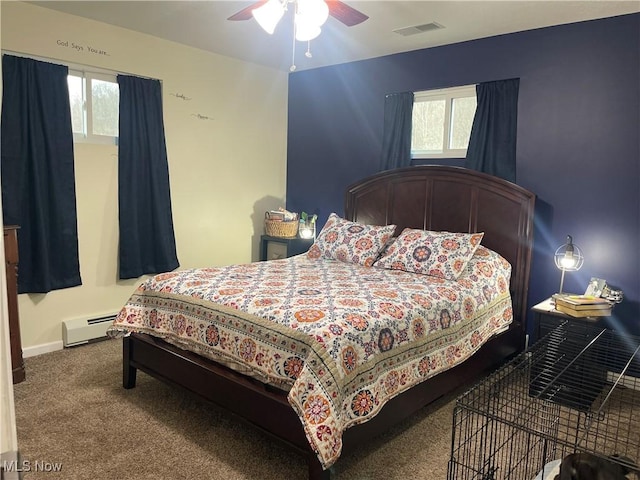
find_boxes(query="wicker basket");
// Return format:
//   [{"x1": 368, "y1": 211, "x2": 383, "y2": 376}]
[{"x1": 264, "y1": 213, "x2": 299, "y2": 238}]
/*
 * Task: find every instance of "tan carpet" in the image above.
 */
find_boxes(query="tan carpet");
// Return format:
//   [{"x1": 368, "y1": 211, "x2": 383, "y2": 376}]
[{"x1": 13, "y1": 338, "x2": 457, "y2": 479}]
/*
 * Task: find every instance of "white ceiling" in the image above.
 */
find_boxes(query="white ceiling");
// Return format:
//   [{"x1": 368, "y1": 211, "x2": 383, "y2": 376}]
[{"x1": 30, "y1": 1, "x2": 640, "y2": 72}]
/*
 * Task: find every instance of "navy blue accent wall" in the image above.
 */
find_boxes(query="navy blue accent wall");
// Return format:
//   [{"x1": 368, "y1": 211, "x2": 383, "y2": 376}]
[{"x1": 286, "y1": 14, "x2": 640, "y2": 334}]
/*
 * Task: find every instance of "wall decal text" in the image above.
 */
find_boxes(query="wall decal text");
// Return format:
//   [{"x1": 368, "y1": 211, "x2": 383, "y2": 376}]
[
  {"x1": 191, "y1": 113, "x2": 214, "y2": 121},
  {"x1": 56, "y1": 40, "x2": 109, "y2": 56},
  {"x1": 169, "y1": 93, "x2": 192, "y2": 101}
]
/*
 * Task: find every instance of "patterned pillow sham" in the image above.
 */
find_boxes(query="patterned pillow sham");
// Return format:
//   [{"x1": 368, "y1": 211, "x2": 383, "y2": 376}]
[
  {"x1": 464, "y1": 245, "x2": 512, "y2": 283},
  {"x1": 307, "y1": 213, "x2": 396, "y2": 267},
  {"x1": 373, "y1": 228, "x2": 484, "y2": 280}
]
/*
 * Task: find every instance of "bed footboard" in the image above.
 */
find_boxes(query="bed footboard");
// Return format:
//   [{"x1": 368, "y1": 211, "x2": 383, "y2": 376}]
[{"x1": 121, "y1": 326, "x2": 518, "y2": 480}]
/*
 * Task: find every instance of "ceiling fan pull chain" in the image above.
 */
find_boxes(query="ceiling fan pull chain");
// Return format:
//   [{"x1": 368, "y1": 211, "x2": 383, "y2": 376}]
[
  {"x1": 290, "y1": 4, "x2": 297, "y2": 71},
  {"x1": 305, "y1": 41, "x2": 313, "y2": 58}
]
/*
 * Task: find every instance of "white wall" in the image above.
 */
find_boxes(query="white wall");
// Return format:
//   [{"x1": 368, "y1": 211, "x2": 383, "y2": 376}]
[{"x1": 1, "y1": 2, "x2": 289, "y2": 351}]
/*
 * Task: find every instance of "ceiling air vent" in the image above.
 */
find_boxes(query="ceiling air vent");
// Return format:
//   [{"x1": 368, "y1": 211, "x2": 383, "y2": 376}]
[{"x1": 393, "y1": 22, "x2": 445, "y2": 37}]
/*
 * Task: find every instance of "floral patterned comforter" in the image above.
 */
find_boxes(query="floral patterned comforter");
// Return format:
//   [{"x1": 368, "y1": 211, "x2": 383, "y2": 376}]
[{"x1": 107, "y1": 246, "x2": 513, "y2": 469}]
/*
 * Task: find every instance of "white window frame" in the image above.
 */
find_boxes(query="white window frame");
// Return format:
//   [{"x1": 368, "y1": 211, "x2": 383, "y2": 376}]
[
  {"x1": 411, "y1": 84, "x2": 476, "y2": 159},
  {"x1": 69, "y1": 69, "x2": 119, "y2": 145}
]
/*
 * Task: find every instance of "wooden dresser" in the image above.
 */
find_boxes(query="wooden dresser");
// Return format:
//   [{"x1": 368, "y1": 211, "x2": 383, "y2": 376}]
[{"x1": 4, "y1": 225, "x2": 25, "y2": 383}]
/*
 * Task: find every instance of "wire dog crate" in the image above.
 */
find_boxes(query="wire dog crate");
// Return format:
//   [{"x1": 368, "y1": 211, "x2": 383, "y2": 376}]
[{"x1": 448, "y1": 321, "x2": 640, "y2": 480}]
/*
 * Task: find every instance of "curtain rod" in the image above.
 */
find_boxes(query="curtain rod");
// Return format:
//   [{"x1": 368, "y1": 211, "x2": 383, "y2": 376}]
[{"x1": 1, "y1": 49, "x2": 160, "y2": 82}]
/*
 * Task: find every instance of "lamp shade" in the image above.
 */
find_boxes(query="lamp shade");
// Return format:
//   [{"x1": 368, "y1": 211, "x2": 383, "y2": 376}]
[
  {"x1": 252, "y1": 0, "x2": 285, "y2": 34},
  {"x1": 554, "y1": 235, "x2": 584, "y2": 272},
  {"x1": 296, "y1": 0, "x2": 329, "y2": 26},
  {"x1": 295, "y1": 0, "x2": 328, "y2": 41},
  {"x1": 295, "y1": 15, "x2": 322, "y2": 41},
  {"x1": 554, "y1": 235, "x2": 584, "y2": 294}
]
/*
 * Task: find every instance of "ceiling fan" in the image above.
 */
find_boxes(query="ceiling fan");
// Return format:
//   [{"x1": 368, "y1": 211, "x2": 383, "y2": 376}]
[
  {"x1": 228, "y1": 0, "x2": 368, "y2": 71},
  {"x1": 227, "y1": 0, "x2": 369, "y2": 28}
]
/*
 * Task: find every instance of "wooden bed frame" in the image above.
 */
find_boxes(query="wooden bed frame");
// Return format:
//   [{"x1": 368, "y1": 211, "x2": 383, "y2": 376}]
[{"x1": 122, "y1": 165, "x2": 535, "y2": 479}]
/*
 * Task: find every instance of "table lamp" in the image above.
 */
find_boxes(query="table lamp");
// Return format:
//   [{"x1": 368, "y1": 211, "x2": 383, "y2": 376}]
[{"x1": 554, "y1": 235, "x2": 584, "y2": 294}]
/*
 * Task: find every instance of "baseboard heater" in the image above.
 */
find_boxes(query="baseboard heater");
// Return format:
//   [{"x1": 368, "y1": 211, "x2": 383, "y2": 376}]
[{"x1": 62, "y1": 314, "x2": 117, "y2": 347}]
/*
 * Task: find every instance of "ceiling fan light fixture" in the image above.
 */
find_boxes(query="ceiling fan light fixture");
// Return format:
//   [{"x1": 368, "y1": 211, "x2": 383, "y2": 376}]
[
  {"x1": 295, "y1": 15, "x2": 322, "y2": 41},
  {"x1": 296, "y1": 0, "x2": 329, "y2": 27},
  {"x1": 252, "y1": 0, "x2": 286, "y2": 34},
  {"x1": 232, "y1": 0, "x2": 366, "y2": 70}
]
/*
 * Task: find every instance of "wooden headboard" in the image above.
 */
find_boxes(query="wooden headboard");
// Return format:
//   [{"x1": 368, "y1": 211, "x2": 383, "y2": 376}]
[{"x1": 344, "y1": 165, "x2": 536, "y2": 336}]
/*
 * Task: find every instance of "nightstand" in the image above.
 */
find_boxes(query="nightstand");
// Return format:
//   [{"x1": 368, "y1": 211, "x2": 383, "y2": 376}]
[
  {"x1": 530, "y1": 297, "x2": 611, "y2": 411},
  {"x1": 530, "y1": 297, "x2": 611, "y2": 345},
  {"x1": 259, "y1": 234, "x2": 314, "y2": 261}
]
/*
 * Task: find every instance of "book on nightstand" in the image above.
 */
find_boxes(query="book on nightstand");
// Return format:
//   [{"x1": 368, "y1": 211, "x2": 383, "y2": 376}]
[{"x1": 552, "y1": 294, "x2": 613, "y2": 317}]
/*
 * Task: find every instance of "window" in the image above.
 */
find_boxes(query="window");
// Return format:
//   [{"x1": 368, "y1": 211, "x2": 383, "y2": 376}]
[
  {"x1": 68, "y1": 70, "x2": 119, "y2": 144},
  {"x1": 411, "y1": 85, "x2": 476, "y2": 159}
]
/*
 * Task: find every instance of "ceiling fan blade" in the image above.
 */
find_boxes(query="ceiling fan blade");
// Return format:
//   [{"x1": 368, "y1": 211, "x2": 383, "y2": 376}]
[
  {"x1": 227, "y1": 1, "x2": 267, "y2": 21},
  {"x1": 327, "y1": 1, "x2": 369, "y2": 27}
]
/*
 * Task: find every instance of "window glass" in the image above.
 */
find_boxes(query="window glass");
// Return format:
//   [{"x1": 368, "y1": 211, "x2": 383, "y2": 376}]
[
  {"x1": 411, "y1": 85, "x2": 476, "y2": 159},
  {"x1": 412, "y1": 99, "x2": 445, "y2": 152},
  {"x1": 450, "y1": 96, "x2": 477, "y2": 150},
  {"x1": 91, "y1": 78, "x2": 119, "y2": 137},
  {"x1": 68, "y1": 70, "x2": 119, "y2": 144},
  {"x1": 67, "y1": 74, "x2": 84, "y2": 135}
]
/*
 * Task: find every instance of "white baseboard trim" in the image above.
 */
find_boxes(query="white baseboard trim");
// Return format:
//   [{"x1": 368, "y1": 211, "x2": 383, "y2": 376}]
[{"x1": 22, "y1": 341, "x2": 64, "y2": 358}]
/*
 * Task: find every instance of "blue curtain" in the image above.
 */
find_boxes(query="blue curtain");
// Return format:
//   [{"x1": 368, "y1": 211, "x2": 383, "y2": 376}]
[
  {"x1": 1, "y1": 55, "x2": 82, "y2": 293},
  {"x1": 380, "y1": 92, "x2": 414, "y2": 171},
  {"x1": 464, "y1": 79, "x2": 520, "y2": 183},
  {"x1": 117, "y1": 75, "x2": 179, "y2": 279}
]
